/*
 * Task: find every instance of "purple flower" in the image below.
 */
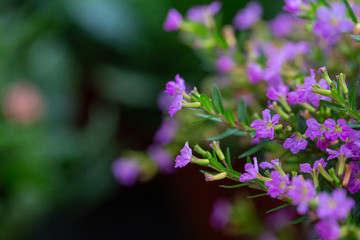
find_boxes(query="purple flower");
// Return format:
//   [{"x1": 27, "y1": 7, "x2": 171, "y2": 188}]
[
  {"x1": 186, "y1": 1, "x2": 222, "y2": 24},
  {"x1": 267, "y1": 83, "x2": 289, "y2": 101},
  {"x1": 165, "y1": 74, "x2": 185, "y2": 97},
  {"x1": 168, "y1": 94, "x2": 183, "y2": 117},
  {"x1": 265, "y1": 171, "x2": 290, "y2": 198},
  {"x1": 247, "y1": 62, "x2": 263, "y2": 84},
  {"x1": 250, "y1": 109, "x2": 281, "y2": 140},
  {"x1": 316, "y1": 136, "x2": 331, "y2": 151},
  {"x1": 269, "y1": 13, "x2": 295, "y2": 37},
  {"x1": 175, "y1": 141, "x2": 192, "y2": 168},
  {"x1": 317, "y1": 188, "x2": 355, "y2": 220},
  {"x1": 306, "y1": 79, "x2": 330, "y2": 107},
  {"x1": 326, "y1": 144, "x2": 354, "y2": 161},
  {"x1": 239, "y1": 157, "x2": 259, "y2": 182},
  {"x1": 209, "y1": 198, "x2": 231, "y2": 230},
  {"x1": 259, "y1": 159, "x2": 279, "y2": 170},
  {"x1": 233, "y1": 2, "x2": 262, "y2": 30},
  {"x1": 147, "y1": 145, "x2": 174, "y2": 174},
  {"x1": 286, "y1": 176, "x2": 316, "y2": 214},
  {"x1": 216, "y1": 56, "x2": 235, "y2": 73},
  {"x1": 347, "y1": 161, "x2": 360, "y2": 194},
  {"x1": 153, "y1": 118, "x2": 178, "y2": 145},
  {"x1": 324, "y1": 118, "x2": 353, "y2": 142},
  {"x1": 283, "y1": 133, "x2": 308, "y2": 154},
  {"x1": 300, "y1": 158, "x2": 327, "y2": 174},
  {"x1": 297, "y1": 69, "x2": 316, "y2": 103},
  {"x1": 163, "y1": 9, "x2": 182, "y2": 31},
  {"x1": 305, "y1": 119, "x2": 326, "y2": 141},
  {"x1": 313, "y1": 3, "x2": 354, "y2": 44},
  {"x1": 315, "y1": 220, "x2": 340, "y2": 240},
  {"x1": 283, "y1": 0, "x2": 302, "y2": 13},
  {"x1": 112, "y1": 158, "x2": 140, "y2": 186}
]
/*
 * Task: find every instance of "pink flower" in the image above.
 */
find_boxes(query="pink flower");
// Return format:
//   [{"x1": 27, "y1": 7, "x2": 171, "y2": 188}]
[
  {"x1": 163, "y1": 9, "x2": 182, "y2": 31},
  {"x1": 250, "y1": 109, "x2": 281, "y2": 140},
  {"x1": 283, "y1": 133, "x2": 307, "y2": 154},
  {"x1": 175, "y1": 141, "x2": 192, "y2": 168},
  {"x1": 239, "y1": 157, "x2": 259, "y2": 182}
]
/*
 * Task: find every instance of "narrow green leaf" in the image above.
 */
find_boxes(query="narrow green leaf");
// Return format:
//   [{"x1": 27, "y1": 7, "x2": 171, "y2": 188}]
[
  {"x1": 219, "y1": 183, "x2": 249, "y2": 188},
  {"x1": 199, "y1": 170, "x2": 218, "y2": 175},
  {"x1": 224, "y1": 109, "x2": 236, "y2": 125},
  {"x1": 238, "y1": 97, "x2": 249, "y2": 125},
  {"x1": 318, "y1": 0, "x2": 330, "y2": 7},
  {"x1": 194, "y1": 113, "x2": 222, "y2": 123},
  {"x1": 266, "y1": 203, "x2": 291, "y2": 214},
  {"x1": 349, "y1": 80, "x2": 359, "y2": 109},
  {"x1": 288, "y1": 215, "x2": 308, "y2": 225},
  {"x1": 200, "y1": 94, "x2": 215, "y2": 113},
  {"x1": 342, "y1": 0, "x2": 358, "y2": 24},
  {"x1": 206, "y1": 128, "x2": 246, "y2": 141},
  {"x1": 351, "y1": 35, "x2": 360, "y2": 42},
  {"x1": 214, "y1": 30, "x2": 228, "y2": 49},
  {"x1": 320, "y1": 100, "x2": 346, "y2": 111},
  {"x1": 247, "y1": 193, "x2": 268, "y2": 199},
  {"x1": 212, "y1": 85, "x2": 225, "y2": 115},
  {"x1": 347, "y1": 122, "x2": 360, "y2": 129},
  {"x1": 192, "y1": 116, "x2": 219, "y2": 124},
  {"x1": 222, "y1": 168, "x2": 241, "y2": 179},
  {"x1": 246, "y1": 156, "x2": 251, "y2": 163},
  {"x1": 226, "y1": 148, "x2": 233, "y2": 170},
  {"x1": 238, "y1": 140, "x2": 269, "y2": 158}
]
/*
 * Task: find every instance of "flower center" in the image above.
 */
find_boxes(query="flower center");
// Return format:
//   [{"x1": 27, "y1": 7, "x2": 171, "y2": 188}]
[
  {"x1": 335, "y1": 125, "x2": 342, "y2": 133},
  {"x1": 319, "y1": 124, "x2": 326, "y2": 132},
  {"x1": 295, "y1": 133, "x2": 303, "y2": 141},
  {"x1": 329, "y1": 200, "x2": 337, "y2": 209},
  {"x1": 266, "y1": 121, "x2": 273, "y2": 129}
]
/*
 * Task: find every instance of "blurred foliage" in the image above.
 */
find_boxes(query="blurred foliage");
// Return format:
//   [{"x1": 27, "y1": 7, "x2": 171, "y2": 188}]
[{"x1": 0, "y1": 0, "x2": 284, "y2": 239}]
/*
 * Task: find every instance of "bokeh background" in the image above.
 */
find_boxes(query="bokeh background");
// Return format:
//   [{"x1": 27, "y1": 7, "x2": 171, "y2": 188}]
[{"x1": 0, "y1": 0, "x2": 293, "y2": 239}]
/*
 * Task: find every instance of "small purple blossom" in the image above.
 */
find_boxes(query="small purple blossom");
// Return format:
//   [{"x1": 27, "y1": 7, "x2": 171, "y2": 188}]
[
  {"x1": 315, "y1": 220, "x2": 340, "y2": 240},
  {"x1": 216, "y1": 56, "x2": 235, "y2": 73},
  {"x1": 305, "y1": 119, "x2": 326, "y2": 141},
  {"x1": 209, "y1": 198, "x2": 231, "y2": 230},
  {"x1": 283, "y1": 133, "x2": 308, "y2": 154},
  {"x1": 163, "y1": 9, "x2": 183, "y2": 31},
  {"x1": 259, "y1": 159, "x2": 279, "y2": 170},
  {"x1": 174, "y1": 141, "x2": 192, "y2": 168},
  {"x1": 239, "y1": 157, "x2": 259, "y2": 182},
  {"x1": 313, "y1": 3, "x2": 354, "y2": 44},
  {"x1": 147, "y1": 145, "x2": 174, "y2": 174},
  {"x1": 326, "y1": 144, "x2": 354, "y2": 161},
  {"x1": 267, "y1": 83, "x2": 289, "y2": 101},
  {"x1": 286, "y1": 176, "x2": 316, "y2": 214},
  {"x1": 347, "y1": 161, "x2": 360, "y2": 194},
  {"x1": 168, "y1": 94, "x2": 183, "y2": 117},
  {"x1": 153, "y1": 118, "x2": 178, "y2": 145},
  {"x1": 250, "y1": 109, "x2": 281, "y2": 140},
  {"x1": 233, "y1": 2, "x2": 262, "y2": 30},
  {"x1": 186, "y1": 1, "x2": 222, "y2": 24},
  {"x1": 324, "y1": 118, "x2": 353, "y2": 142},
  {"x1": 247, "y1": 62, "x2": 263, "y2": 84},
  {"x1": 300, "y1": 158, "x2": 327, "y2": 174},
  {"x1": 265, "y1": 171, "x2": 290, "y2": 198},
  {"x1": 316, "y1": 136, "x2": 331, "y2": 151},
  {"x1": 283, "y1": 0, "x2": 302, "y2": 13},
  {"x1": 317, "y1": 189, "x2": 355, "y2": 220},
  {"x1": 165, "y1": 74, "x2": 185, "y2": 96},
  {"x1": 112, "y1": 158, "x2": 140, "y2": 186},
  {"x1": 269, "y1": 13, "x2": 295, "y2": 37}
]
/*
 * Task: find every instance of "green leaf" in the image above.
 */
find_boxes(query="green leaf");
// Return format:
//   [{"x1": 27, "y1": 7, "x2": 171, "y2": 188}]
[
  {"x1": 212, "y1": 85, "x2": 225, "y2": 115},
  {"x1": 342, "y1": 0, "x2": 358, "y2": 24},
  {"x1": 320, "y1": 100, "x2": 346, "y2": 111},
  {"x1": 266, "y1": 203, "x2": 291, "y2": 214},
  {"x1": 222, "y1": 168, "x2": 241, "y2": 179},
  {"x1": 247, "y1": 193, "x2": 268, "y2": 199},
  {"x1": 224, "y1": 109, "x2": 236, "y2": 125},
  {"x1": 238, "y1": 140, "x2": 269, "y2": 158},
  {"x1": 351, "y1": 35, "x2": 360, "y2": 42},
  {"x1": 238, "y1": 97, "x2": 249, "y2": 125},
  {"x1": 246, "y1": 156, "x2": 251, "y2": 163},
  {"x1": 214, "y1": 30, "x2": 228, "y2": 49},
  {"x1": 288, "y1": 215, "x2": 308, "y2": 225},
  {"x1": 318, "y1": 0, "x2": 330, "y2": 7},
  {"x1": 194, "y1": 113, "x2": 222, "y2": 123},
  {"x1": 206, "y1": 128, "x2": 246, "y2": 141},
  {"x1": 226, "y1": 148, "x2": 233, "y2": 170},
  {"x1": 219, "y1": 183, "x2": 249, "y2": 188},
  {"x1": 347, "y1": 122, "x2": 360, "y2": 129},
  {"x1": 349, "y1": 80, "x2": 359, "y2": 109},
  {"x1": 200, "y1": 94, "x2": 215, "y2": 114},
  {"x1": 199, "y1": 170, "x2": 218, "y2": 175}
]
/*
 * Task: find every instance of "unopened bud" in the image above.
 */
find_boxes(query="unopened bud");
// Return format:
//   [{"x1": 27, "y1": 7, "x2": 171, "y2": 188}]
[
  {"x1": 342, "y1": 164, "x2": 353, "y2": 187},
  {"x1": 318, "y1": 66, "x2": 332, "y2": 85},
  {"x1": 337, "y1": 73, "x2": 349, "y2": 95},
  {"x1": 210, "y1": 141, "x2": 225, "y2": 162},
  {"x1": 204, "y1": 172, "x2": 227, "y2": 181}
]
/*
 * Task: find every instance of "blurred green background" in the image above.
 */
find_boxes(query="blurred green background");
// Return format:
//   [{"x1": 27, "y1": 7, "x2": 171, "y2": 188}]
[{"x1": 0, "y1": 0, "x2": 283, "y2": 239}]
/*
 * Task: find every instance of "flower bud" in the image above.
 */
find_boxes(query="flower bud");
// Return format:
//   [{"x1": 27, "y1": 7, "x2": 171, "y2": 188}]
[
  {"x1": 204, "y1": 172, "x2": 227, "y2": 181},
  {"x1": 337, "y1": 73, "x2": 348, "y2": 95}
]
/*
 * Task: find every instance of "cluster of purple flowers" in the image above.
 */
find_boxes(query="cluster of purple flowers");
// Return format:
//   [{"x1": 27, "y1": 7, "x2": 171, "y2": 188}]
[{"x1": 239, "y1": 156, "x2": 355, "y2": 239}]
